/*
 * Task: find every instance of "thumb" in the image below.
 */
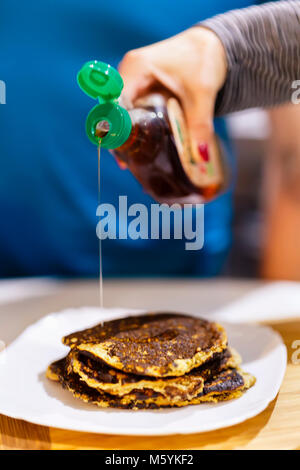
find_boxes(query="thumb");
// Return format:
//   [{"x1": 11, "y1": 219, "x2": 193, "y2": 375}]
[{"x1": 183, "y1": 89, "x2": 216, "y2": 162}]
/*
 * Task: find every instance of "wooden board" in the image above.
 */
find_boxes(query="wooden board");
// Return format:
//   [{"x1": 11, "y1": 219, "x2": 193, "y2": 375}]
[{"x1": 1, "y1": 319, "x2": 300, "y2": 450}]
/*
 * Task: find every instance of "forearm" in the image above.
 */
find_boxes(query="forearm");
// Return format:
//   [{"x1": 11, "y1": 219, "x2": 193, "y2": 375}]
[{"x1": 201, "y1": 1, "x2": 300, "y2": 115}]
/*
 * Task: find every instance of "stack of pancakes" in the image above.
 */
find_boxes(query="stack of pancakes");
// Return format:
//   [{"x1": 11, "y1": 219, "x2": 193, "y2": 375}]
[{"x1": 47, "y1": 313, "x2": 255, "y2": 409}]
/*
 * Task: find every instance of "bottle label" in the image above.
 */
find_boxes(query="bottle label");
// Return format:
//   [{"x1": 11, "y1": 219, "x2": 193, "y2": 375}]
[{"x1": 167, "y1": 97, "x2": 224, "y2": 189}]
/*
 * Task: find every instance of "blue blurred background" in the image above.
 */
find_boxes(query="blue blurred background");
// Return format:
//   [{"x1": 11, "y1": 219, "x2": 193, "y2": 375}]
[{"x1": 0, "y1": 0, "x2": 270, "y2": 279}]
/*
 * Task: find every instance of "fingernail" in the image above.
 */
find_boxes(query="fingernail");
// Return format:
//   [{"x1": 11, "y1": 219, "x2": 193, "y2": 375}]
[{"x1": 198, "y1": 143, "x2": 210, "y2": 162}]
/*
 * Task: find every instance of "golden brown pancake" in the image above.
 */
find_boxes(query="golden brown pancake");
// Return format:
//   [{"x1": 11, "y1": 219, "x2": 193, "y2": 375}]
[
  {"x1": 67, "y1": 350, "x2": 204, "y2": 401},
  {"x1": 47, "y1": 358, "x2": 195, "y2": 409},
  {"x1": 46, "y1": 357, "x2": 254, "y2": 409},
  {"x1": 62, "y1": 313, "x2": 227, "y2": 377},
  {"x1": 189, "y1": 368, "x2": 255, "y2": 405},
  {"x1": 67, "y1": 347, "x2": 240, "y2": 399}
]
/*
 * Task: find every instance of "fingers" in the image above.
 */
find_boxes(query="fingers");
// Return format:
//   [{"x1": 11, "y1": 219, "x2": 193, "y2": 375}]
[
  {"x1": 118, "y1": 47, "x2": 182, "y2": 104},
  {"x1": 182, "y1": 88, "x2": 216, "y2": 157},
  {"x1": 118, "y1": 30, "x2": 219, "y2": 161}
]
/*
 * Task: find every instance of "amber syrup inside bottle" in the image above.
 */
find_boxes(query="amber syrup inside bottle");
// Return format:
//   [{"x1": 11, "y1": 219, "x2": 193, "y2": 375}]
[{"x1": 111, "y1": 92, "x2": 227, "y2": 204}]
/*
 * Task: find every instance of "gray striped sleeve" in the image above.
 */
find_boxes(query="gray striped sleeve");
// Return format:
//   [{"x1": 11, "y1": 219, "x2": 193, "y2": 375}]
[{"x1": 200, "y1": 1, "x2": 300, "y2": 115}]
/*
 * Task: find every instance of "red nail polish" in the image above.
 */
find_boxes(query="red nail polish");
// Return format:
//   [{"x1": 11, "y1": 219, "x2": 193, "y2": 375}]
[{"x1": 198, "y1": 143, "x2": 210, "y2": 162}]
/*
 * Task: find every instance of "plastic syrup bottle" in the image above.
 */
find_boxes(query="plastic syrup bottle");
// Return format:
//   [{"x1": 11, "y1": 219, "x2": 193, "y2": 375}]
[{"x1": 78, "y1": 60, "x2": 228, "y2": 204}]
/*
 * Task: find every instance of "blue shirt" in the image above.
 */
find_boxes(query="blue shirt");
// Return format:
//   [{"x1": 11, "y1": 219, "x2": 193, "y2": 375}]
[{"x1": 0, "y1": 0, "x2": 254, "y2": 278}]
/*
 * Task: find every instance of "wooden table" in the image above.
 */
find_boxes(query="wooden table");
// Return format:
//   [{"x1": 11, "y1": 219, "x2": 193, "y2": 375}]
[{"x1": 0, "y1": 278, "x2": 299, "y2": 450}]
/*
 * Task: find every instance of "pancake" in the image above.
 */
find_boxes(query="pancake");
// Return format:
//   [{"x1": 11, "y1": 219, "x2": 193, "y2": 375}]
[
  {"x1": 46, "y1": 357, "x2": 255, "y2": 409},
  {"x1": 189, "y1": 368, "x2": 256, "y2": 405},
  {"x1": 62, "y1": 313, "x2": 227, "y2": 377},
  {"x1": 68, "y1": 351, "x2": 204, "y2": 401},
  {"x1": 67, "y1": 347, "x2": 240, "y2": 399},
  {"x1": 188, "y1": 347, "x2": 241, "y2": 381},
  {"x1": 47, "y1": 358, "x2": 193, "y2": 409}
]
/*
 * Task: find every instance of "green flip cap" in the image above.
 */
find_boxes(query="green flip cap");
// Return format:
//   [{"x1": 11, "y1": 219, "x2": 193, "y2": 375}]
[{"x1": 77, "y1": 60, "x2": 132, "y2": 148}]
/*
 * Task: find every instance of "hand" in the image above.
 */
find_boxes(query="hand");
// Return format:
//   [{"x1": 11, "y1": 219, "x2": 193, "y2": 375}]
[{"x1": 119, "y1": 27, "x2": 227, "y2": 156}]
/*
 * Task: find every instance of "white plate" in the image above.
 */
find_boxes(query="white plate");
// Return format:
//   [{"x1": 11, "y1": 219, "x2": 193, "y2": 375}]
[{"x1": 0, "y1": 307, "x2": 286, "y2": 436}]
